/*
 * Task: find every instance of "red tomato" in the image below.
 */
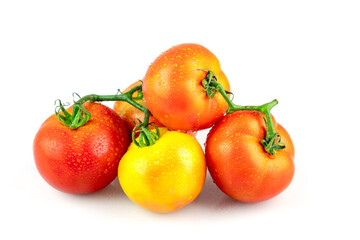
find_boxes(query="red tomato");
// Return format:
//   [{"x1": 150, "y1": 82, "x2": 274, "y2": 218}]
[
  {"x1": 33, "y1": 102, "x2": 130, "y2": 194},
  {"x1": 143, "y1": 43, "x2": 230, "y2": 131},
  {"x1": 113, "y1": 80, "x2": 164, "y2": 136},
  {"x1": 205, "y1": 111, "x2": 295, "y2": 203}
]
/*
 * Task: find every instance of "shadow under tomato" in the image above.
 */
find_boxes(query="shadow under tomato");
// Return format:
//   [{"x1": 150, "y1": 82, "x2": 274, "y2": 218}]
[
  {"x1": 195, "y1": 172, "x2": 239, "y2": 210},
  {"x1": 92, "y1": 177, "x2": 126, "y2": 199},
  {"x1": 194, "y1": 171, "x2": 271, "y2": 212},
  {"x1": 64, "y1": 177, "x2": 126, "y2": 202},
  {"x1": 89, "y1": 177, "x2": 126, "y2": 200}
]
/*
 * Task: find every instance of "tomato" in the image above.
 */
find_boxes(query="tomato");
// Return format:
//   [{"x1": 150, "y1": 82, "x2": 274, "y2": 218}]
[
  {"x1": 113, "y1": 80, "x2": 164, "y2": 136},
  {"x1": 114, "y1": 80, "x2": 197, "y2": 137},
  {"x1": 205, "y1": 111, "x2": 295, "y2": 203},
  {"x1": 33, "y1": 102, "x2": 130, "y2": 194},
  {"x1": 118, "y1": 128, "x2": 206, "y2": 213},
  {"x1": 143, "y1": 43, "x2": 230, "y2": 131}
]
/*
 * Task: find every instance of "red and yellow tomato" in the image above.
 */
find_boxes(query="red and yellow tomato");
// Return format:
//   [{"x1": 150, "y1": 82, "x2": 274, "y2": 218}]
[{"x1": 118, "y1": 128, "x2": 206, "y2": 213}]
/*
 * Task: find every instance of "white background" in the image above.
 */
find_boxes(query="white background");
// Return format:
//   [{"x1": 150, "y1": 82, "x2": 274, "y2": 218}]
[{"x1": 1, "y1": 0, "x2": 359, "y2": 239}]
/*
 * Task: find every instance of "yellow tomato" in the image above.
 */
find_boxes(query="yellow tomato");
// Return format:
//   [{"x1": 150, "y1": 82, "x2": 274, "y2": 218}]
[{"x1": 118, "y1": 128, "x2": 206, "y2": 213}]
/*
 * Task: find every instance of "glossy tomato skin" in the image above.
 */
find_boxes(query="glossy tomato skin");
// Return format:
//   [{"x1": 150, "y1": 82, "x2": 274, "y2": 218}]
[
  {"x1": 118, "y1": 128, "x2": 206, "y2": 213},
  {"x1": 33, "y1": 102, "x2": 130, "y2": 194},
  {"x1": 205, "y1": 111, "x2": 295, "y2": 203},
  {"x1": 113, "y1": 80, "x2": 164, "y2": 136},
  {"x1": 143, "y1": 43, "x2": 230, "y2": 131}
]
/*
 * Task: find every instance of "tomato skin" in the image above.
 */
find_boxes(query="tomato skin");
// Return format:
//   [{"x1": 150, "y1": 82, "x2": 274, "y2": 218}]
[
  {"x1": 143, "y1": 43, "x2": 230, "y2": 131},
  {"x1": 118, "y1": 128, "x2": 206, "y2": 213},
  {"x1": 113, "y1": 80, "x2": 164, "y2": 136},
  {"x1": 33, "y1": 102, "x2": 130, "y2": 194},
  {"x1": 205, "y1": 111, "x2": 295, "y2": 203}
]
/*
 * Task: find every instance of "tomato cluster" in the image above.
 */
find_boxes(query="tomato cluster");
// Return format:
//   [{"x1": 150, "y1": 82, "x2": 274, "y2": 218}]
[{"x1": 33, "y1": 43, "x2": 295, "y2": 213}]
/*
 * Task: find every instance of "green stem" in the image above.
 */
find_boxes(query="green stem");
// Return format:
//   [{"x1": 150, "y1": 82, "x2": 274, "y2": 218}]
[
  {"x1": 226, "y1": 97, "x2": 278, "y2": 139},
  {"x1": 55, "y1": 83, "x2": 159, "y2": 147},
  {"x1": 75, "y1": 85, "x2": 147, "y2": 113}
]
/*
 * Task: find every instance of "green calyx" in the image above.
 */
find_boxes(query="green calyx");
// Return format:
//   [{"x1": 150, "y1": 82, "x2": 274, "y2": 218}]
[
  {"x1": 261, "y1": 132, "x2": 285, "y2": 155},
  {"x1": 199, "y1": 69, "x2": 233, "y2": 99},
  {"x1": 55, "y1": 99, "x2": 91, "y2": 130},
  {"x1": 54, "y1": 83, "x2": 160, "y2": 147},
  {"x1": 199, "y1": 69, "x2": 286, "y2": 155},
  {"x1": 132, "y1": 114, "x2": 160, "y2": 148}
]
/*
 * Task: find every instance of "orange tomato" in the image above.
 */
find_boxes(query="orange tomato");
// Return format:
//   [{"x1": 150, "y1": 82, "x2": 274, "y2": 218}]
[{"x1": 143, "y1": 43, "x2": 230, "y2": 131}]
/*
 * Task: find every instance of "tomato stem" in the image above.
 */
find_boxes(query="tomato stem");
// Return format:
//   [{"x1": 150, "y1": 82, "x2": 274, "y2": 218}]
[
  {"x1": 55, "y1": 83, "x2": 160, "y2": 147},
  {"x1": 74, "y1": 84, "x2": 147, "y2": 113},
  {"x1": 200, "y1": 70, "x2": 285, "y2": 155}
]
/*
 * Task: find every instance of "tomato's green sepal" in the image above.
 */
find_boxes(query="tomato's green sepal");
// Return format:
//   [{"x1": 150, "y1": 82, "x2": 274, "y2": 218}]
[
  {"x1": 199, "y1": 69, "x2": 218, "y2": 98},
  {"x1": 199, "y1": 69, "x2": 233, "y2": 99},
  {"x1": 132, "y1": 121, "x2": 160, "y2": 148},
  {"x1": 261, "y1": 132, "x2": 286, "y2": 155},
  {"x1": 55, "y1": 99, "x2": 91, "y2": 130}
]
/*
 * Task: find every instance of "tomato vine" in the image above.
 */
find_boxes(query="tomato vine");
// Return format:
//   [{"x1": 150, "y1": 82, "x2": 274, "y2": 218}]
[
  {"x1": 55, "y1": 71, "x2": 286, "y2": 154},
  {"x1": 55, "y1": 83, "x2": 160, "y2": 147}
]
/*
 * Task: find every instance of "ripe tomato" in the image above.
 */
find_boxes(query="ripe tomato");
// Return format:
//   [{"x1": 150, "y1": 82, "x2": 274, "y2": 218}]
[
  {"x1": 143, "y1": 43, "x2": 230, "y2": 131},
  {"x1": 205, "y1": 111, "x2": 295, "y2": 203},
  {"x1": 113, "y1": 80, "x2": 164, "y2": 136},
  {"x1": 33, "y1": 102, "x2": 130, "y2": 194},
  {"x1": 118, "y1": 128, "x2": 206, "y2": 213}
]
